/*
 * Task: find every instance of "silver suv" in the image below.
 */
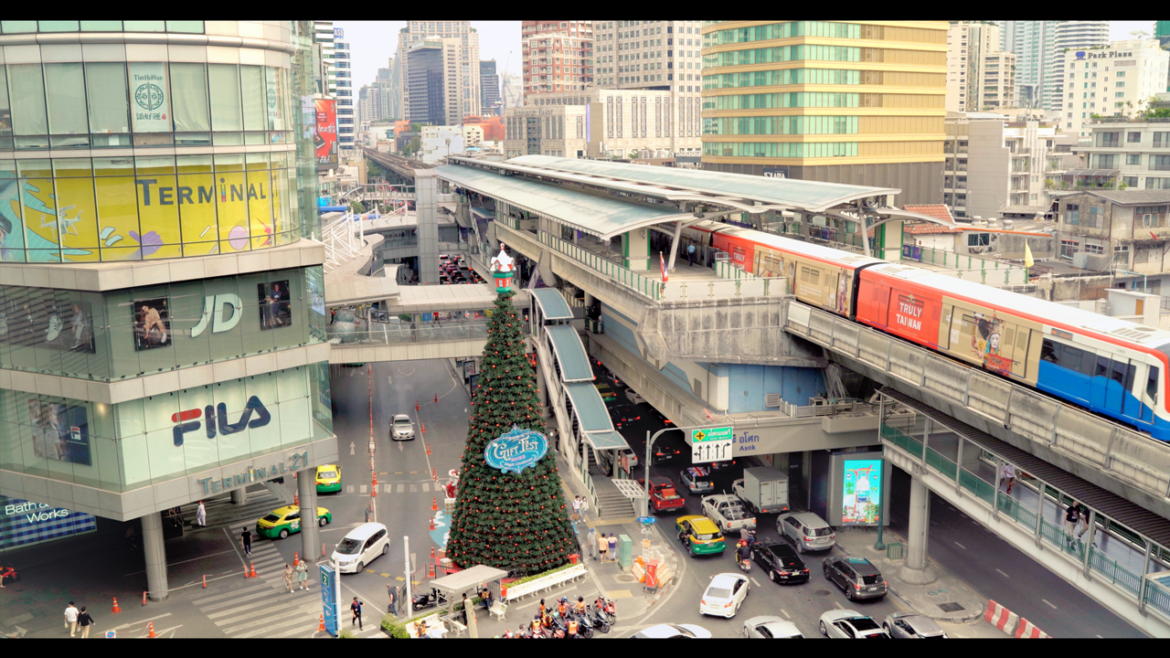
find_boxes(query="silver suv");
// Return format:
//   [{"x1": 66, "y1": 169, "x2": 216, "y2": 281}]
[{"x1": 777, "y1": 512, "x2": 836, "y2": 553}]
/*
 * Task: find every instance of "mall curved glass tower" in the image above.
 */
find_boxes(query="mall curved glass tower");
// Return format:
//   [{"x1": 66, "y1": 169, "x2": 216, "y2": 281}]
[{"x1": 0, "y1": 21, "x2": 336, "y2": 599}]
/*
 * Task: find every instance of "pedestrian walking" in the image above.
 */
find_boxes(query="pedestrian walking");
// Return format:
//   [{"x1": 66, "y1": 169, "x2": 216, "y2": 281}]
[
  {"x1": 195, "y1": 500, "x2": 206, "y2": 527},
  {"x1": 587, "y1": 527, "x2": 598, "y2": 561},
  {"x1": 296, "y1": 560, "x2": 309, "y2": 591},
  {"x1": 283, "y1": 564, "x2": 294, "y2": 593},
  {"x1": 351, "y1": 597, "x2": 364, "y2": 630},
  {"x1": 1065, "y1": 501, "x2": 1081, "y2": 543},
  {"x1": 387, "y1": 584, "x2": 398, "y2": 615},
  {"x1": 579, "y1": 496, "x2": 589, "y2": 521},
  {"x1": 1000, "y1": 462, "x2": 1016, "y2": 494},
  {"x1": 77, "y1": 606, "x2": 94, "y2": 639},
  {"x1": 64, "y1": 601, "x2": 79, "y2": 637},
  {"x1": 572, "y1": 496, "x2": 582, "y2": 521},
  {"x1": 608, "y1": 533, "x2": 618, "y2": 560},
  {"x1": 687, "y1": 244, "x2": 696, "y2": 266},
  {"x1": 241, "y1": 527, "x2": 252, "y2": 556},
  {"x1": 597, "y1": 531, "x2": 609, "y2": 562},
  {"x1": 1076, "y1": 502, "x2": 1091, "y2": 539}
]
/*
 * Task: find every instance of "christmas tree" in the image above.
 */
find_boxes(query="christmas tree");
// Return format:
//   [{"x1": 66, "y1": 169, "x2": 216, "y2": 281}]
[{"x1": 445, "y1": 288, "x2": 576, "y2": 574}]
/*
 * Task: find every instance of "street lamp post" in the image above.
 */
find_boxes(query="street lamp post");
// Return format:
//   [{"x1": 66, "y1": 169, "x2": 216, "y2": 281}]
[{"x1": 642, "y1": 428, "x2": 675, "y2": 518}]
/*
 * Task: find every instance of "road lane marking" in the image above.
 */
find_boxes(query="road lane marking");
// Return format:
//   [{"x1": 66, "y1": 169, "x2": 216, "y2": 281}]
[
  {"x1": 111, "y1": 612, "x2": 172, "y2": 631},
  {"x1": 1042, "y1": 599, "x2": 1058, "y2": 609},
  {"x1": 422, "y1": 483, "x2": 430, "y2": 492},
  {"x1": 996, "y1": 568, "x2": 1009, "y2": 577},
  {"x1": 780, "y1": 609, "x2": 791, "y2": 619},
  {"x1": 954, "y1": 542, "x2": 966, "y2": 549},
  {"x1": 360, "y1": 484, "x2": 367, "y2": 494},
  {"x1": 124, "y1": 549, "x2": 236, "y2": 575},
  {"x1": 750, "y1": 577, "x2": 760, "y2": 586},
  {"x1": 833, "y1": 601, "x2": 843, "y2": 609},
  {"x1": 397, "y1": 484, "x2": 404, "y2": 493}
]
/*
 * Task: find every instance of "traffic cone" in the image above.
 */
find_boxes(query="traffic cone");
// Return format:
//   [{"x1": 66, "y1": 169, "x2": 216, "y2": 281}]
[
  {"x1": 203, "y1": 575, "x2": 207, "y2": 589},
  {"x1": 429, "y1": 516, "x2": 435, "y2": 531},
  {"x1": 112, "y1": 597, "x2": 122, "y2": 614},
  {"x1": 294, "y1": 493, "x2": 300, "y2": 506},
  {"x1": 318, "y1": 614, "x2": 326, "y2": 633},
  {"x1": 250, "y1": 563, "x2": 257, "y2": 578},
  {"x1": 294, "y1": 552, "x2": 299, "y2": 567},
  {"x1": 432, "y1": 467, "x2": 438, "y2": 481},
  {"x1": 432, "y1": 497, "x2": 438, "y2": 511},
  {"x1": 421, "y1": 422, "x2": 426, "y2": 434},
  {"x1": 426, "y1": 443, "x2": 431, "y2": 455},
  {"x1": 434, "y1": 393, "x2": 438, "y2": 403},
  {"x1": 428, "y1": 562, "x2": 436, "y2": 578},
  {"x1": 148, "y1": 621, "x2": 157, "y2": 638},
  {"x1": 431, "y1": 546, "x2": 436, "y2": 561},
  {"x1": 372, "y1": 472, "x2": 378, "y2": 487},
  {"x1": 142, "y1": 591, "x2": 147, "y2": 606}
]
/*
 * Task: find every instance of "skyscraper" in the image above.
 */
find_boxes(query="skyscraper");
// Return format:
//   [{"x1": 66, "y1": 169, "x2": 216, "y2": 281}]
[
  {"x1": 999, "y1": 21, "x2": 1057, "y2": 109},
  {"x1": 333, "y1": 28, "x2": 355, "y2": 152},
  {"x1": 700, "y1": 21, "x2": 948, "y2": 205},
  {"x1": 406, "y1": 37, "x2": 463, "y2": 127},
  {"x1": 521, "y1": 21, "x2": 593, "y2": 100},
  {"x1": 1158, "y1": 21, "x2": 1170, "y2": 90},
  {"x1": 593, "y1": 20, "x2": 703, "y2": 155},
  {"x1": 947, "y1": 22, "x2": 1015, "y2": 112},
  {"x1": 313, "y1": 21, "x2": 337, "y2": 96},
  {"x1": 396, "y1": 21, "x2": 481, "y2": 118},
  {"x1": 480, "y1": 60, "x2": 501, "y2": 116},
  {"x1": 501, "y1": 74, "x2": 524, "y2": 109}
]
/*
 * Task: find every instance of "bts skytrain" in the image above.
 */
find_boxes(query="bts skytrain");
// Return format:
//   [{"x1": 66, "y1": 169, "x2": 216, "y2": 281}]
[{"x1": 681, "y1": 220, "x2": 1170, "y2": 440}]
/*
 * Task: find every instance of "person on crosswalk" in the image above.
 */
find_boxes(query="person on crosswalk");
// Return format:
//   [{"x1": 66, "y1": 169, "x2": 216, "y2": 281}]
[
  {"x1": 296, "y1": 561, "x2": 309, "y2": 591},
  {"x1": 241, "y1": 527, "x2": 252, "y2": 556},
  {"x1": 351, "y1": 597, "x2": 364, "y2": 631},
  {"x1": 284, "y1": 564, "x2": 294, "y2": 593},
  {"x1": 195, "y1": 501, "x2": 206, "y2": 528}
]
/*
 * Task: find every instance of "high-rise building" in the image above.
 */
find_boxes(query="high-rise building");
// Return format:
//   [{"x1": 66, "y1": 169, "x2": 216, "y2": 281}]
[
  {"x1": 998, "y1": 21, "x2": 1057, "y2": 109},
  {"x1": 521, "y1": 21, "x2": 593, "y2": 101},
  {"x1": 389, "y1": 55, "x2": 405, "y2": 119},
  {"x1": 0, "y1": 20, "x2": 335, "y2": 599},
  {"x1": 396, "y1": 21, "x2": 481, "y2": 118},
  {"x1": 1060, "y1": 40, "x2": 1170, "y2": 138},
  {"x1": 406, "y1": 36, "x2": 464, "y2": 127},
  {"x1": 1155, "y1": 21, "x2": 1170, "y2": 90},
  {"x1": 313, "y1": 21, "x2": 337, "y2": 96},
  {"x1": 700, "y1": 21, "x2": 948, "y2": 205},
  {"x1": 480, "y1": 60, "x2": 501, "y2": 116},
  {"x1": 1051, "y1": 21, "x2": 1110, "y2": 116},
  {"x1": 333, "y1": 28, "x2": 355, "y2": 152},
  {"x1": 502, "y1": 74, "x2": 524, "y2": 109},
  {"x1": 947, "y1": 22, "x2": 1016, "y2": 112},
  {"x1": 593, "y1": 20, "x2": 702, "y2": 155},
  {"x1": 943, "y1": 113, "x2": 1059, "y2": 220}
]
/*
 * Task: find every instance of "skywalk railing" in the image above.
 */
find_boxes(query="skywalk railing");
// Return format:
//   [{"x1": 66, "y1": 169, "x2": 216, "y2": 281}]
[
  {"x1": 327, "y1": 321, "x2": 488, "y2": 347},
  {"x1": 901, "y1": 244, "x2": 1030, "y2": 286}
]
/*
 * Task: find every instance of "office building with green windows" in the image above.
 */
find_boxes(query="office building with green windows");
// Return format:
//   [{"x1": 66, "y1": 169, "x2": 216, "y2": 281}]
[{"x1": 0, "y1": 21, "x2": 336, "y2": 599}]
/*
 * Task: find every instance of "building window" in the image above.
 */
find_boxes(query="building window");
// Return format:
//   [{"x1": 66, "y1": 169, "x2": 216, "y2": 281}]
[
  {"x1": 1154, "y1": 132, "x2": 1170, "y2": 149},
  {"x1": 1127, "y1": 154, "x2": 1142, "y2": 166},
  {"x1": 1128, "y1": 131, "x2": 1142, "y2": 143},
  {"x1": 1151, "y1": 155, "x2": 1170, "y2": 172},
  {"x1": 1124, "y1": 176, "x2": 1139, "y2": 188},
  {"x1": 1060, "y1": 239, "x2": 1080, "y2": 258},
  {"x1": 1065, "y1": 203, "x2": 1079, "y2": 225}
]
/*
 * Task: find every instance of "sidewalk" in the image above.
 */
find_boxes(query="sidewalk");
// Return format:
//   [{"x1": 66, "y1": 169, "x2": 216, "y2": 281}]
[{"x1": 833, "y1": 526, "x2": 1005, "y2": 637}]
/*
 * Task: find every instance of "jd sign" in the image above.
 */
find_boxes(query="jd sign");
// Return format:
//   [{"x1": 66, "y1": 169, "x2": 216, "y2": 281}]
[{"x1": 191, "y1": 294, "x2": 243, "y2": 337}]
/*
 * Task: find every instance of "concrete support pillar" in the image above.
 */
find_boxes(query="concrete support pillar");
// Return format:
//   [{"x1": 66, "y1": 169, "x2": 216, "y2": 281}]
[
  {"x1": 231, "y1": 488, "x2": 247, "y2": 505},
  {"x1": 142, "y1": 513, "x2": 169, "y2": 601},
  {"x1": 899, "y1": 468, "x2": 938, "y2": 585},
  {"x1": 875, "y1": 220, "x2": 905, "y2": 262},
  {"x1": 415, "y1": 170, "x2": 440, "y2": 285},
  {"x1": 298, "y1": 468, "x2": 321, "y2": 564},
  {"x1": 623, "y1": 229, "x2": 650, "y2": 271}
]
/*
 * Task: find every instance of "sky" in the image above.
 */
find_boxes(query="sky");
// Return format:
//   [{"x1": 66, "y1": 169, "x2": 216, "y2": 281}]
[
  {"x1": 335, "y1": 20, "x2": 521, "y2": 92},
  {"x1": 335, "y1": 20, "x2": 1161, "y2": 95}
]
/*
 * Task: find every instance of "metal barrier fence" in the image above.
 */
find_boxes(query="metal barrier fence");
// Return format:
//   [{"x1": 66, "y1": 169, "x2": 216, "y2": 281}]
[
  {"x1": 539, "y1": 232, "x2": 662, "y2": 301},
  {"x1": 900, "y1": 244, "x2": 1029, "y2": 286},
  {"x1": 327, "y1": 321, "x2": 488, "y2": 347}
]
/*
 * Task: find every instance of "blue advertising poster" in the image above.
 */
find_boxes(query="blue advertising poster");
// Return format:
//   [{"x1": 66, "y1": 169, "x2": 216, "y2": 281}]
[
  {"x1": 842, "y1": 459, "x2": 882, "y2": 526},
  {"x1": 320, "y1": 563, "x2": 340, "y2": 636},
  {"x1": 0, "y1": 496, "x2": 96, "y2": 551}
]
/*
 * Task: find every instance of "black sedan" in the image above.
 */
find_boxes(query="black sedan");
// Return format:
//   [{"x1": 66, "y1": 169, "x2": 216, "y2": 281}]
[{"x1": 752, "y1": 540, "x2": 810, "y2": 584}]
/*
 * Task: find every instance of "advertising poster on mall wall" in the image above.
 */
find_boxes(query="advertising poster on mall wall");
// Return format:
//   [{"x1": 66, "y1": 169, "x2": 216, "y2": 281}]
[
  {"x1": 1, "y1": 495, "x2": 96, "y2": 552},
  {"x1": 26, "y1": 399, "x2": 91, "y2": 466},
  {"x1": 315, "y1": 99, "x2": 338, "y2": 169},
  {"x1": 129, "y1": 62, "x2": 171, "y2": 133},
  {"x1": 841, "y1": 458, "x2": 882, "y2": 525}
]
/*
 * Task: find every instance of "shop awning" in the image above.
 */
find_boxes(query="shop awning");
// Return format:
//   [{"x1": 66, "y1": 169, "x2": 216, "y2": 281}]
[
  {"x1": 531, "y1": 287, "x2": 574, "y2": 321},
  {"x1": 563, "y1": 382, "x2": 615, "y2": 433},
  {"x1": 545, "y1": 325, "x2": 594, "y2": 382}
]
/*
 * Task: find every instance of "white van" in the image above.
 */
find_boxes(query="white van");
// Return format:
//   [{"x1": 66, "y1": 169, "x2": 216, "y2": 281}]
[{"x1": 332, "y1": 522, "x2": 390, "y2": 574}]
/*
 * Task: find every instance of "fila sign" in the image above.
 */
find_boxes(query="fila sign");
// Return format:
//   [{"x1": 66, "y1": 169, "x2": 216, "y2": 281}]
[{"x1": 172, "y1": 396, "x2": 272, "y2": 447}]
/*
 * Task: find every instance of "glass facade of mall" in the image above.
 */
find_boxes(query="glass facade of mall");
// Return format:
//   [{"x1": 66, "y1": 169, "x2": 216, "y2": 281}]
[{"x1": 0, "y1": 21, "x2": 336, "y2": 512}]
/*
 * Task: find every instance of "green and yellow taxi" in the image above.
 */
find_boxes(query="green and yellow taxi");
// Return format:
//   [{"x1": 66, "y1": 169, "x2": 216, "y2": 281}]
[
  {"x1": 256, "y1": 505, "x2": 331, "y2": 540},
  {"x1": 676, "y1": 515, "x2": 726, "y2": 557},
  {"x1": 315, "y1": 464, "x2": 342, "y2": 494},
  {"x1": 595, "y1": 382, "x2": 617, "y2": 402}
]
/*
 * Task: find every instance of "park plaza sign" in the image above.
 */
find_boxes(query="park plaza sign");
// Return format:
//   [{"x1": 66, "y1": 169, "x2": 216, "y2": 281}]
[{"x1": 1075, "y1": 50, "x2": 1133, "y2": 60}]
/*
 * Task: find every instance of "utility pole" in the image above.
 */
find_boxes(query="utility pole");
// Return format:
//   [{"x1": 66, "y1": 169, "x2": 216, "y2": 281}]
[{"x1": 404, "y1": 536, "x2": 413, "y2": 620}]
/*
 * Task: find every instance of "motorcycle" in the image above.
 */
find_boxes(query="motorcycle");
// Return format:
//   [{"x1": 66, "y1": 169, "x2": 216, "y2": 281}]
[
  {"x1": 594, "y1": 595, "x2": 617, "y2": 623},
  {"x1": 572, "y1": 609, "x2": 596, "y2": 639},
  {"x1": 0, "y1": 561, "x2": 18, "y2": 584},
  {"x1": 737, "y1": 553, "x2": 752, "y2": 573},
  {"x1": 587, "y1": 604, "x2": 611, "y2": 634},
  {"x1": 411, "y1": 588, "x2": 447, "y2": 610}
]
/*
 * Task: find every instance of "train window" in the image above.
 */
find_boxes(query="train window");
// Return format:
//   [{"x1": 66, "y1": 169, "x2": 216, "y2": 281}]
[
  {"x1": 1041, "y1": 338, "x2": 1057, "y2": 362},
  {"x1": 1110, "y1": 360, "x2": 1128, "y2": 386},
  {"x1": 1080, "y1": 350, "x2": 1096, "y2": 376},
  {"x1": 1124, "y1": 363, "x2": 1136, "y2": 392},
  {"x1": 1096, "y1": 356, "x2": 1110, "y2": 378},
  {"x1": 1148, "y1": 366, "x2": 1160, "y2": 400}
]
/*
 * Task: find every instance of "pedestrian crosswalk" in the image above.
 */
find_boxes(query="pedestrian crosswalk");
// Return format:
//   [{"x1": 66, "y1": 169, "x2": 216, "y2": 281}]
[
  {"x1": 190, "y1": 542, "x2": 323, "y2": 639},
  {"x1": 345, "y1": 481, "x2": 438, "y2": 495},
  {"x1": 177, "y1": 485, "x2": 290, "y2": 533}
]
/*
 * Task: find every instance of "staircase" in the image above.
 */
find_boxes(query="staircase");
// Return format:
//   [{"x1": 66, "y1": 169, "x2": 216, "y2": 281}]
[{"x1": 593, "y1": 475, "x2": 637, "y2": 520}]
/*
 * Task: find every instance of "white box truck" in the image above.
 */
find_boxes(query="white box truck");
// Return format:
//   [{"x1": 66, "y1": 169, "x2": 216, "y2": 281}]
[{"x1": 732, "y1": 466, "x2": 790, "y2": 515}]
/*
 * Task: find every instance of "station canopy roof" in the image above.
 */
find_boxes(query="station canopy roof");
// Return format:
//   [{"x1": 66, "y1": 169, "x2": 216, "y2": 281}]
[
  {"x1": 563, "y1": 382, "x2": 615, "y2": 433},
  {"x1": 545, "y1": 325, "x2": 594, "y2": 382},
  {"x1": 434, "y1": 163, "x2": 690, "y2": 240},
  {"x1": 585, "y1": 430, "x2": 630, "y2": 451},
  {"x1": 530, "y1": 288, "x2": 574, "y2": 321}
]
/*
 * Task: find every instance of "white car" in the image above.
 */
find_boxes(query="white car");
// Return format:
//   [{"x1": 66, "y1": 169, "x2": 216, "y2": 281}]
[
  {"x1": 629, "y1": 623, "x2": 712, "y2": 639},
  {"x1": 625, "y1": 388, "x2": 646, "y2": 404},
  {"x1": 700, "y1": 573, "x2": 749, "y2": 618},
  {"x1": 818, "y1": 610, "x2": 890, "y2": 639},
  {"x1": 391, "y1": 413, "x2": 415, "y2": 441},
  {"x1": 331, "y1": 522, "x2": 389, "y2": 574},
  {"x1": 743, "y1": 615, "x2": 804, "y2": 639},
  {"x1": 702, "y1": 494, "x2": 757, "y2": 533}
]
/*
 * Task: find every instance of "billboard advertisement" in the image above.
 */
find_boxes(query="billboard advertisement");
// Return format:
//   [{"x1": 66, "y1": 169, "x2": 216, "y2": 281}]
[
  {"x1": 315, "y1": 99, "x2": 338, "y2": 169},
  {"x1": 0, "y1": 496, "x2": 97, "y2": 551},
  {"x1": 842, "y1": 459, "x2": 881, "y2": 525}
]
